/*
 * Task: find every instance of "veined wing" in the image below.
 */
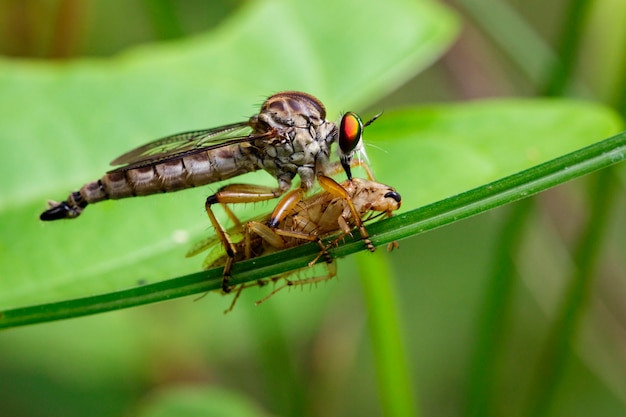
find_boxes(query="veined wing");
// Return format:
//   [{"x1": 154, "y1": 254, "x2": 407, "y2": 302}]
[{"x1": 108, "y1": 121, "x2": 272, "y2": 172}]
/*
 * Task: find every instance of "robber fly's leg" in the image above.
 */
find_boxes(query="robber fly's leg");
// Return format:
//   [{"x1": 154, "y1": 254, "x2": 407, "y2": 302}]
[
  {"x1": 266, "y1": 188, "x2": 305, "y2": 228},
  {"x1": 205, "y1": 184, "x2": 285, "y2": 292},
  {"x1": 203, "y1": 202, "x2": 236, "y2": 293},
  {"x1": 316, "y1": 176, "x2": 375, "y2": 252},
  {"x1": 219, "y1": 221, "x2": 288, "y2": 311}
]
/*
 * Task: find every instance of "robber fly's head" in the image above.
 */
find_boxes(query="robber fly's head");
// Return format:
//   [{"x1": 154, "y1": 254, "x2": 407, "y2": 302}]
[{"x1": 338, "y1": 111, "x2": 381, "y2": 180}]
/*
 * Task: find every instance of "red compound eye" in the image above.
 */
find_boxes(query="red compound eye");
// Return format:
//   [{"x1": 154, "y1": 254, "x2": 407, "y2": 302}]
[{"x1": 339, "y1": 112, "x2": 363, "y2": 155}]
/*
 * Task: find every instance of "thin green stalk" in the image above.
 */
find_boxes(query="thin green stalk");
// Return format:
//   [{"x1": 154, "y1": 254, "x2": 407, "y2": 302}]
[
  {"x1": 249, "y1": 303, "x2": 307, "y2": 417},
  {"x1": 543, "y1": 0, "x2": 595, "y2": 95},
  {"x1": 617, "y1": 68, "x2": 626, "y2": 117},
  {"x1": 357, "y1": 251, "x2": 419, "y2": 417},
  {"x1": 0, "y1": 131, "x2": 624, "y2": 329},
  {"x1": 465, "y1": 198, "x2": 535, "y2": 417},
  {"x1": 452, "y1": 0, "x2": 556, "y2": 86},
  {"x1": 523, "y1": 168, "x2": 617, "y2": 417}
]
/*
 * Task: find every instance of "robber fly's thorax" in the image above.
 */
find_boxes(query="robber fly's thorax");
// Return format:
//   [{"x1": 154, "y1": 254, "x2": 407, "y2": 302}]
[{"x1": 247, "y1": 92, "x2": 337, "y2": 190}]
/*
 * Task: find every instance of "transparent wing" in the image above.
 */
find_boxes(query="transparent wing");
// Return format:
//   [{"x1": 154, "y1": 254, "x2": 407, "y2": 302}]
[
  {"x1": 108, "y1": 121, "x2": 272, "y2": 172},
  {"x1": 186, "y1": 210, "x2": 274, "y2": 269}
]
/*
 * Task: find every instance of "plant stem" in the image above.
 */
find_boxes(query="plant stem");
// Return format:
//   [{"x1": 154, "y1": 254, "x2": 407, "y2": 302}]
[
  {"x1": 542, "y1": 0, "x2": 594, "y2": 96},
  {"x1": 452, "y1": 0, "x2": 556, "y2": 86},
  {"x1": 465, "y1": 198, "x2": 535, "y2": 417},
  {"x1": 357, "y1": 251, "x2": 419, "y2": 417},
  {"x1": 523, "y1": 168, "x2": 617, "y2": 417}
]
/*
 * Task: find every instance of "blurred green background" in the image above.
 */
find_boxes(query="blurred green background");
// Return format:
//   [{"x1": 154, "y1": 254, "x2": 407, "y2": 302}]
[{"x1": 0, "y1": 1, "x2": 625, "y2": 417}]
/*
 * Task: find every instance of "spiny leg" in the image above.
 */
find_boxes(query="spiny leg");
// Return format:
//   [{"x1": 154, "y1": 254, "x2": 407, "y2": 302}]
[
  {"x1": 222, "y1": 219, "x2": 327, "y2": 311},
  {"x1": 223, "y1": 277, "x2": 273, "y2": 314},
  {"x1": 254, "y1": 261, "x2": 338, "y2": 306},
  {"x1": 205, "y1": 183, "x2": 285, "y2": 292},
  {"x1": 316, "y1": 176, "x2": 375, "y2": 252}
]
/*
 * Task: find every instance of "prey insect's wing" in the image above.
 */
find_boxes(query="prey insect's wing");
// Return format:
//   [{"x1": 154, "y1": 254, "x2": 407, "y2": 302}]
[
  {"x1": 186, "y1": 210, "x2": 273, "y2": 269},
  {"x1": 108, "y1": 121, "x2": 272, "y2": 172}
]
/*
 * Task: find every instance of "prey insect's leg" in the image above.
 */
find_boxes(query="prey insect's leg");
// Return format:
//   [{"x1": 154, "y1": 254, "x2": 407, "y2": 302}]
[
  {"x1": 258, "y1": 191, "x2": 336, "y2": 266},
  {"x1": 316, "y1": 176, "x2": 376, "y2": 252},
  {"x1": 270, "y1": 228, "x2": 333, "y2": 266},
  {"x1": 224, "y1": 281, "x2": 245, "y2": 314},
  {"x1": 205, "y1": 183, "x2": 285, "y2": 292},
  {"x1": 254, "y1": 261, "x2": 338, "y2": 306},
  {"x1": 223, "y1": 277, "x2": 275, "y2": 314}
]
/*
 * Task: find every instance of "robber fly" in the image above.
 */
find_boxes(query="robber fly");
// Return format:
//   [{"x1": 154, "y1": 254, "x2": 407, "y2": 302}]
[
  {"x1": 187, "y1": 176, "x2": 401, "y2": 305},
  {"x1": 40, "y1": 91, "x2": 379, "y2": 221}
]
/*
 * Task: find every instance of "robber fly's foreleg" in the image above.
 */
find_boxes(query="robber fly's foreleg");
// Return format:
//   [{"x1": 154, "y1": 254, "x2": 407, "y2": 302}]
[{"x1": 316, "y1": 176, "x2": 376, "y2": 252}]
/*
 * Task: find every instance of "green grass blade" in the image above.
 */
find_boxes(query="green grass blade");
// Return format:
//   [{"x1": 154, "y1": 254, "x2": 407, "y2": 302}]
[
  {"x1": 465, "y1": 197, "x2": 535, "y2": 417},
  {"x1": 542, "y1": 0, "x2": 594, "y2": 95},
  {"x1": 1, "y1": 130, "x2": 624, "y2": 329},
  {"x1": 523, "y1": 168, "x2": 619, "y2": 417},
  {"x1": 452, "y1": 0, "x2": 556, "y2": 85},
  {"x1": 357, "y1": 251, "x2": 419, "y2": 417}
]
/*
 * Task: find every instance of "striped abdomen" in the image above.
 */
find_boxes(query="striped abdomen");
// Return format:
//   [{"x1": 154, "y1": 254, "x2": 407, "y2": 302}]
[{"x1": 40, "y1": 144, "x2": 257, "y2": 220}]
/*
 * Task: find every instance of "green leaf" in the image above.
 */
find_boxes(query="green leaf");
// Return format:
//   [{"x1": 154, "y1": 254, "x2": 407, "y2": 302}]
[{"x1": 0, "y1": 0, "x2": 458, "y2": 309}]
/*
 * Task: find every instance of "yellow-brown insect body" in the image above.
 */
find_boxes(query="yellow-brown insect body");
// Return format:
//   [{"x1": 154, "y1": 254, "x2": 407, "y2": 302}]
[{"x1": 192, "y1": 177, "x2": 401, "y2": 272}]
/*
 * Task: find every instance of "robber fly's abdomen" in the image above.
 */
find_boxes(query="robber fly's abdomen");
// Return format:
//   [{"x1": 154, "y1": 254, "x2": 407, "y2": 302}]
[
  {"x1": 40, "y1": 145, "x2": 257, "y2": 220},
  {"x1": 103, "y1": 149, "x2": 256, "y2": 199}
]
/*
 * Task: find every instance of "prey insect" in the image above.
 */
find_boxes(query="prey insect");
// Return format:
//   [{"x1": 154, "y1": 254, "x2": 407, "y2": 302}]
[
  {"x1": 186, "y1": 176, "x2": 401, "y2": 308},
  {"x1": 40, "y1": 91, "x2": 379, "y2": 221}
]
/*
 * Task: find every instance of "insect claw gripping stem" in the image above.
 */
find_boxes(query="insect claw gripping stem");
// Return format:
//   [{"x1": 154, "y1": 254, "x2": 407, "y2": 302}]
[
  {"x1": 221, "y1": 258, "x2": 235, "y2": 293},
  {"x1": 222, "y1": 276, "x2": 233, "y2": 293}
]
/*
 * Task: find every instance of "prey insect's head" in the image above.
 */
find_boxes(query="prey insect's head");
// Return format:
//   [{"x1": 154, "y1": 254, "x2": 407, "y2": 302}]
[
  {"x1": 347, "y1": 178, "x2": 402, "y2": 215},
  {"x1": 338, "y1": 111, "x2": 381, "y2": 180},
  {"x1": 379, "y1": 187, "x2": 402, "y2": 212},
  {"x1": 384, "y1": 190, "x2": 402, "y2": 205}
]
